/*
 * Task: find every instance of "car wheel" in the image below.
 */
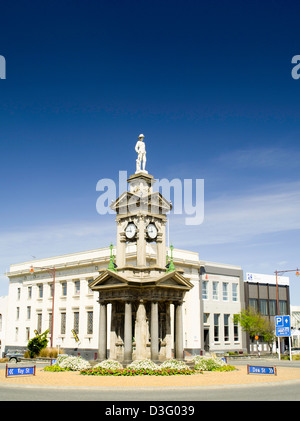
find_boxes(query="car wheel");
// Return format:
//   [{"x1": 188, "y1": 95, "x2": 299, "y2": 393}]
[{"x1": 9, "y1": 357, "x2": 17, "y2": 363}]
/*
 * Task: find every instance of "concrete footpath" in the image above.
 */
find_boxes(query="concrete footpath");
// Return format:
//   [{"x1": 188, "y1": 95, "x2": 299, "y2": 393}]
[{"x1": 1, "y1": 364, "x2": 300, "y2": 389}]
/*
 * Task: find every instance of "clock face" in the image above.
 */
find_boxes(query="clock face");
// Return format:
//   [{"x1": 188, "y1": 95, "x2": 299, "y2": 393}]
[
  {"x1": 147, "y1": 223, "x2": 157, "y2": 239},
  {"x1": 125, "y1": 223, "x2": 136, "y2": 239}
]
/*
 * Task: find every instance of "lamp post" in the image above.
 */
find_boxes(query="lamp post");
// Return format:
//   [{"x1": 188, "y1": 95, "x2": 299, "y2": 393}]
[
  {"x1": 29, "y1": 265, "x2": 56, "y2": 347},
  {"x1": 274, "y1": 268, "x2": 299, "y2": 315},
  {"x1": 274, "y1": 268, "x2": 299, "y2": 359}
]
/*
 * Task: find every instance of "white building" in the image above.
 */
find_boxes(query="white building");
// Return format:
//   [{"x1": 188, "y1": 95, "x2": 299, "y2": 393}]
[{"x1": 4, "y1": 245, "x2": 246, "y2": 360}]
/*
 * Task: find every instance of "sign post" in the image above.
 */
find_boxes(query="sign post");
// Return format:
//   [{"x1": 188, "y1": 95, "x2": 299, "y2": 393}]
[{"x1": 275, "y1": 315, "x2": 291, "y2": 361}]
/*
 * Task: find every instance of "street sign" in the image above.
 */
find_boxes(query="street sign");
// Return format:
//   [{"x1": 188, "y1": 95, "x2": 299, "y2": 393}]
[
  {"x1": 275, "y1": 315, "x2": 291, "y2": 337},
  {"x1": 247, "y1": 365, "x2": 277, "y2": 375},
  {"x1": 5, "y1": 365, "x2": 36, "y2": 378}
]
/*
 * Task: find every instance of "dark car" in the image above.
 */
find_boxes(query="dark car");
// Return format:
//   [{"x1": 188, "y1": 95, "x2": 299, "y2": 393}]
[{"x1": 5, "y1": 349, "x2": 25, "y2": 363}]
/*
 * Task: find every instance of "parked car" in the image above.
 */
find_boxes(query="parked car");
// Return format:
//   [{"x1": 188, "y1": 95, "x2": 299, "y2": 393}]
[
  {"x1": 291, "y1": 347, "x2": 300, "y2": 355},
  {"x1": 4, "y1": 349, "x2": 25, "y2": 363}
]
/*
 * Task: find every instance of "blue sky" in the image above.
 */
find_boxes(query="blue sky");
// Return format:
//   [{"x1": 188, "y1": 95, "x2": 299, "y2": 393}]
[{"x1": 0, "y1": 0, "x2": 300, "y2": 303}]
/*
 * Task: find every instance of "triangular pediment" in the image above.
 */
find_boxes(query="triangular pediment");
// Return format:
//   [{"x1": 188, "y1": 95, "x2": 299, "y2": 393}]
[
  {"x1": 111, "y1": 191, "x2": 172, "y2": 214},
  {"x1": 89, "y1": 270, "x2": 129, "y2": 290},
  {"x1": 155, "y1": 271, "x2": 193, "y2": 290}
]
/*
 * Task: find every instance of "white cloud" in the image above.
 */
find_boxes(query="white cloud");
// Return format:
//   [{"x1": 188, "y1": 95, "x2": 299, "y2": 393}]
[{"x1": 169, "y1": 181, "x2": 300, "y2": 247}]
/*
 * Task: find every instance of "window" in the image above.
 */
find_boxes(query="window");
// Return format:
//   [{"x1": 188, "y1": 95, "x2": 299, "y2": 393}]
[
  {"x1": 259, "y1": 299, "x2": 268, "y2": 316},
  {"x1": 28, "y1": 286, "x2": 32, "y2": 299},
  {"x1": 61, "y1": 282, "x2": 67, "y2": 296},
  {"x1": 87, "y1": 311, "x2": 93, "y2": 334},
  {"x1": 38, "y1": 284, "x2": 43, "y2": 298},
  {"x1": 0, "y1": 314, "x2": 2, "y2": 331},
  {"x1": 214, "y1": 314, "x2": 220, "y2": 342},
  {"x1": 269, "y1": 300, "x2": 277, "y2": 316},
  {"x1": 233, "y1": 316, "x2": 239, "y2": 342},
  {"x1": 224, "y1": 314, "x2": 230, "y2": 342},
  {"x1": 26, "y1": 327, "x2": 30, "y2": 340},
  {"x1": 49, "y1": 312, "x2": 52, "y2": 334},
  {"x1": 74, "y1": 281, "x2": 80, "y2": 295},
  {"x1": 16, "y1": 307, "x2": 20, "y2": 320},
  {"x1": 74, "y1": 311, "x2": 79, "y2": 334},
  {"x1": 27, "y1": 306, "x2": 31, "y2": 320},
  {"x1": 61, "y1": 312, "x2": 66, "y2": 335},
  {"x1": 203, "y1": 313, "x2": 209, "y2": 324},
  {"x1": 37, "y1": 313, "x2": 42, "y2": 333},
  {"x1": 223, "y1": 283, "x2": 228, "y2": 301},
  {"x1": 49, "y1": 283, "x2": 53, "y2": 298},
  {"x1": 279, "y1": 301, "x2": 287, "y2": 315},
  {"x1": 249, "y1": 299, "x2": 258, "y2": 312},
  {"x1": 212, "y1": 282, "x2": 219, "y2": 300},
  {"x1": 17, "y1": 288, "x2": 21, "y2": 300},
  {"x1": 232, "y1": 283, "x2": 238, "y2": 301},
  {"x1": 202, "y1": 281, "x2": 208, "y2": 299},
  {"x1": 15, "y1": 327, "x2": 19, "y2": 341}
]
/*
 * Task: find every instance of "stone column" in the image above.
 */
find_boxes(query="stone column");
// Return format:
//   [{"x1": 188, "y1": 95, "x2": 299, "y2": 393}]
[
  {"x1": 151, "y1": 301, "x2": 159, "y2": 361},
  {"x1": 98, "y1": 302, "x2": 107, "y2": 360},
  {"x1": 124, "y1": 301, "x2": 132, "y2": 362},
  {"x1": 135, "y1": 300, "x2": 148, "y2": 359},
  {"x1": 175, "y1": 302, "x2": 183, "y2": 359}
]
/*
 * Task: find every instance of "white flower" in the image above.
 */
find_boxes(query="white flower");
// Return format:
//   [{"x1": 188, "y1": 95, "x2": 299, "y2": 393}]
[
  {"x1": 94, "y1": 359, "x2": 123, "y2": 370},
  {"x1": 160, "y1": 359, "x2": 189, "y2": 370},
  {"x1": 57, "y1": 355, "x2": 91, "y2": 371},
  {"x1": 127, "y1": 359, "x2": 160, "y2": 370}
]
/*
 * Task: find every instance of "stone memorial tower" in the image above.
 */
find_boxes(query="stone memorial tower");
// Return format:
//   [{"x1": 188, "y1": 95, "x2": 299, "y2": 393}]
[{"x1": 90, "y1": 134, "x2": 193, "y2": 362}]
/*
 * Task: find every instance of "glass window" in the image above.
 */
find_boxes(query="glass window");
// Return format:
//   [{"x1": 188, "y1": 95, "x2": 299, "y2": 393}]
[
  {"x1": 279, "y1": 301, "x2": 287, "y2": 315},
  {"x1": 37, "y1": 313, "x2": 42, "y2": 333},
  {"x1": 224, "y1": 314, "x2": 230, "y2": 341},
  {"x1": 74, "y1": 311, "x2": 79, "y2": 334},
  {"x1": 233, "y1": 317, "x2": 239, "y2": 342},
  {"x1": 16, "y1": 307, "x2": 20, "y2": 320},
  {"x1": 213, "y1": 282, "x2": 219, "y2": 300},
  {"x1": 27, "y1": 306, "x2": 31, "y2": 320},
  {"x1": 61, "y1": 282, "x2": 67, "y2": 296},
  {"x1": 74, "y1": 281, "x2": 80, "y2": 295},
  {"x1": 223, "y1": 283, "x2": 228, "y2": 301},
  {"x1": 214, "y1": 314, "x2": 220, "y2": 342},
  {"x1": 26, "y1": 327, "x2": 30, "y2": 340},
  {"x1": 38, "y1": 284, "x2": 43, "y2": 298},
  {"x1": 202, "y1": 281, "x2": 208, "y2": 299},
  {"x1": 61, "y1": 312, "x2": 66, "y2": 335},
  {"x1": 249, "y1": 299, "x2": 258, "y2": 312},
  {"x1": 87, "y1": 311, "x2": 93, "y2": 334},
  {"x1": 232, "y1": 283, "x2": 238, "y2": 301},
  {"x1": 269, "y1": 300, "x2": 277, "y2": 316},
  {"x1": 17, "y1": 288, "x2": 21, "y2": 300},
  {"x1": 259, "y1": 299, "x2": 268, "y2": 316},
  {"x1": 28, "y1": 286, "x2": 32, "y2": 299}
]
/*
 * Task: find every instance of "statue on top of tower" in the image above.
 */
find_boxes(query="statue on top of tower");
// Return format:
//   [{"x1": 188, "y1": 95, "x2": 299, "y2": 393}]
[{"x1": 135, "y1": 134, "x2": 147, "y2": 174}]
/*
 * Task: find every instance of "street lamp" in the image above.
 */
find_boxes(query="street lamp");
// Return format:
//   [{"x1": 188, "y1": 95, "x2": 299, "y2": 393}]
[
  {"x1": 274, "y1": 268, "x2": 299, "y2": 315},
  {"x1": 29, "y1": 265, "x2": 56, "y2": 347}
]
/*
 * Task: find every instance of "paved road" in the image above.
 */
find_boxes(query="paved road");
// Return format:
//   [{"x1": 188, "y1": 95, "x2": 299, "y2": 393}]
[{"x1": 1, "y1": 380, "x2": 300, "y2": 401}]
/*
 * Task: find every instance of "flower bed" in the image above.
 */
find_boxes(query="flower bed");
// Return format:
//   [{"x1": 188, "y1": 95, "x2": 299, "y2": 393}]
[
  {"x1": 192, "y1": 355, "x2": 235, "y2": 372},
  {"x1": 80, "y1": 367, "x2": 195, "y2": 376},
  {"x1": 80, "y1": 358, "x2": 195, "y2": 376}
]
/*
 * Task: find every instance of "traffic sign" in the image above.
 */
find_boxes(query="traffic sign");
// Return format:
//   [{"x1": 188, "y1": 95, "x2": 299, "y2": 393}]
[
  {"x1": 275, "y1": 315, "x2": 291, "y2": 337},
  {"x1": 5, "y1": 365, "x2": 36, "y2": 378},
  {"x1": 247, "y1": 365, "x2": 277, "y2": 375}
]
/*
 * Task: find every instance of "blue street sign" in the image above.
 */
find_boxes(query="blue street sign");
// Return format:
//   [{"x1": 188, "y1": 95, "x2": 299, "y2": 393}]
[
  {"x1": 275, "y1": 315, "x2": 291, "y2": 337},
  {"x1": 247, "y1": 365, "x2": 277, "y2": 375},
  {"x1": 6, "y1": 365, "x2": 35, "y2": 377}
]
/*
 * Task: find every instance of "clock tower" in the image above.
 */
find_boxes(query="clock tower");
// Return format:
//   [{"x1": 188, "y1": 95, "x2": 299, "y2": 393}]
[
  {"x1": 90, "y1": 134, "x2": 193, "y2": 363},
  {"x1": 111, "y1": 171, "x2": 171, "y2": 269}
]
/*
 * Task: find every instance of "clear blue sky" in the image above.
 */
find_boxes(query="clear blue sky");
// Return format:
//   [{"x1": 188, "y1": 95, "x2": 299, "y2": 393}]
[{"x1": 0, "y1": 0, "x2": 300, "y2": 303}]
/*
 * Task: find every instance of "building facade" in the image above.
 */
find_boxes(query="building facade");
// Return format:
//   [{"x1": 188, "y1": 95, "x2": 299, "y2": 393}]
[{"x1": 4, "y1": 246, "x2": 247, "y2": 359}]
